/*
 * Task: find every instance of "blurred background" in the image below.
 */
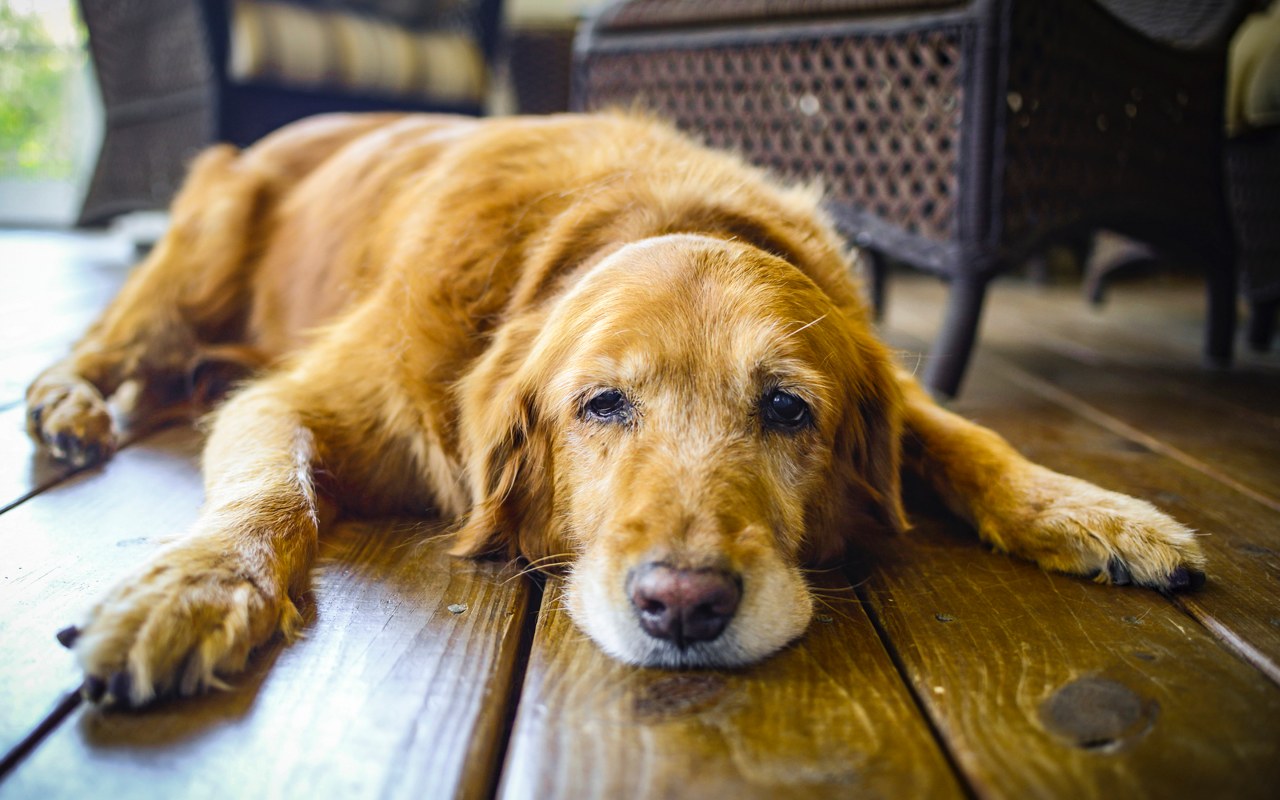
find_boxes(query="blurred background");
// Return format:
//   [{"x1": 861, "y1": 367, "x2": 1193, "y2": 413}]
[{"x1": 1, "y1": 0, "x2": 1277, "y2": 393}]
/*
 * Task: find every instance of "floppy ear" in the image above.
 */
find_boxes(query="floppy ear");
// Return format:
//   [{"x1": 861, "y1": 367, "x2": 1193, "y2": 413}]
[
  {"x1": 450, "y1": 396, "x2": 553, "y2": 559},
  {"x1": 846, "y1": 343, "x2": 910, "y2": 535},
  {"x1": 854, "y1": 379, "x2": 909, "y2": 534},
  {"x1": 450, "y1": 317, "x2": 557, "y2": 560}
]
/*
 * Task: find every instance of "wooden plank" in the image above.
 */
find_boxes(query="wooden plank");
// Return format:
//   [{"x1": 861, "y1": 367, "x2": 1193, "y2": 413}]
[
  {"x1": 961, "y1": 360, "x2": 1280, "y2": 683},
  {"x1": 985, "y1": 355, "x2": 1280, "y2": 508},
  {"x1": 0, "y1": 426, "x2": 532, "y2": 800},
  {"x1": 934, "y1": 278, "x2": 1280, "y2": 505},
  {"x1": 0, "y1": 427, "x2": 204, "y2": 758},
  {"x1": 883, "y1": 278, "x2": 1280, "y2": 682},
  {"x1": 856, "y1": 511, "x2": 1280, "y2": 798},
  {"x1": 498, "y1": 574, "x2": 964, "y2": 799},
  {"x1": 884, "y1": 273, "x2": 1279, "y2": 426},
  {"x1": 856, "y1": 326, "x2": 1280, "y2": 795}
]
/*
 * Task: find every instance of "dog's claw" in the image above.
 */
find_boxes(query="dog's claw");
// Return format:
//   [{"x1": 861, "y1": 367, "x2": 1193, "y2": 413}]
[
  {"x1": 107, "y1": 672, "x2": 133, "y2": 706},
  {"x1": 55, "y1": 625, "x2": 80, "y2": 649},
  {"x1": 1166, "y1": 566, "x2": 1206, "y2": 592},
  {"x1": 82, "y1": 676, "x2": 106, "y2": 703},
  {"x1": 1106, "y1": 558, "x2": 1133, "y2": 586}
]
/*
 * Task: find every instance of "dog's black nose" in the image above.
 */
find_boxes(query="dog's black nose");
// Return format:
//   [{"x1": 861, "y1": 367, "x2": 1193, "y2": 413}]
[{"x1": 628, "y1": 564, "x2": 741, "y2": 647}]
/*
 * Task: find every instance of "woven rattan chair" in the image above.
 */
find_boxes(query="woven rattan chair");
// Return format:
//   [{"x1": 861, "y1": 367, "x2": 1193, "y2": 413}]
[
  {"x1": 77, "y1": 0, "x2": 503, "y2": 226},
  {"x1": 573, "y1": 0, "x2": 1251, "y2": 396}
]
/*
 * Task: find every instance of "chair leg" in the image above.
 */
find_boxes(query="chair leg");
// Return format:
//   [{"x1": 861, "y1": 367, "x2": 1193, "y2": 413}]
[
  {"x1": 1247, "y1": 298, "x2": 1278, "y2": 352},
  {"x1": 1204, "y1": 259, "x2": 1237, "y2": 368},
  {"x1": 864, "y1": 249, "x2": 888, "y2": 320},
  {"x1": 924, "y1": 276, "x2": 990, "y2": 398}
]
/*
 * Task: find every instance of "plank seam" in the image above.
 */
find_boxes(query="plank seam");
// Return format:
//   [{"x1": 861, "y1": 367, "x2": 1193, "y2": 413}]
[
  {"x1": 481, "y1": 572, "x2": 545, "y2": 800},
  {"x1": 1171, "y1": 594, "x2": 1280, "y2": 688},
  {"x1": 0, "y1": 688, "x2": 80, "y2": 781},
  {"x1": 0, "y1": 419, "x2": 188, "y2": 516},
  {"x1": 851, "y1": 582, "x2": 980, "y2": 800},
  {"x1": 989, "y1": 356, "x2": 1280, "y2": 514}
]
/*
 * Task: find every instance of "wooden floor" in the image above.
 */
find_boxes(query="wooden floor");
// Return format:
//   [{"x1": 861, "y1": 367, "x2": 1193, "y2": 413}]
[{"x1": 0, "y1": 230, "x2": 1277, "y2": 798}]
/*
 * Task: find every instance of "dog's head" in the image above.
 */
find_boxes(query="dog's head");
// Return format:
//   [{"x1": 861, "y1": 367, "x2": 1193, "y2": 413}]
[{"x1": 453, "y1": 234, "x2": 905, "y2": 667}]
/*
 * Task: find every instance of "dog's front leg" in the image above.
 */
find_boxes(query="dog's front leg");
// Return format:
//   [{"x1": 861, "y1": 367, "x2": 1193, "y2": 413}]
[
  {"x1": 68, "y1": 378, "x2": 330, "y2": 707},
  {"x1": 895, "y1": 371, "x2": 1205, "y2": 591}
]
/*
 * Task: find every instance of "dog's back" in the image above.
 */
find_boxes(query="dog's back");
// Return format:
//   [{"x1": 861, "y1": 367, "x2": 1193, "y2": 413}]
[{"x1": 225, "y1": 112, "x2": 869, "y2": 367}]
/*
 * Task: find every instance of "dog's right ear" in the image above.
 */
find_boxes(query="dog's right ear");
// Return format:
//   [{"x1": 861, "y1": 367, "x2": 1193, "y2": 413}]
[{"x1": 450, "y1": 316, "x2": 556, "y2": 560}]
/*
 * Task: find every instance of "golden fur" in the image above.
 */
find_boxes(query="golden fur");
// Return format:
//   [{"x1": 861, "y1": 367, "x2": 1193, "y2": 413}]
[{"x1": 27, "y1": 112, "x2": 1205, "y2": 705}]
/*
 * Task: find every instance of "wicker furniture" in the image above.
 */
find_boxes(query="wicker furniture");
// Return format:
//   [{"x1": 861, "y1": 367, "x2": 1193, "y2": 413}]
[
  {"x1": 1225, "y1": 3, "x2": 1280, "y2": 352},
  {"x1": 1228, "y1": 128, "x2": 1280, "y2": 351},
  {"x1": 77, "y1": 0, "x2": 503, "y2": 226},
  {"x1": 573, "y1": 0, "x2": 1250, "y2": 395}
]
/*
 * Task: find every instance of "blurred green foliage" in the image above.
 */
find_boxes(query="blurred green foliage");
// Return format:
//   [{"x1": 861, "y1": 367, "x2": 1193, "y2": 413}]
[{"x1": 0, "y1": 1, "x2": 83, "y2": 179}]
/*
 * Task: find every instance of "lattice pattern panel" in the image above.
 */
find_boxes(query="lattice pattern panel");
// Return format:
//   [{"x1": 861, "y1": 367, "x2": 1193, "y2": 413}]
[
  {"x1": 1001, "y1": 0, "x2": 1226, "y2": 246},
  {"x1": 579, "y1": 27, "x2": 967, "y2": 244},
  {"x1": 80, "y1": 0, "x2": 212, "y2": 109}
]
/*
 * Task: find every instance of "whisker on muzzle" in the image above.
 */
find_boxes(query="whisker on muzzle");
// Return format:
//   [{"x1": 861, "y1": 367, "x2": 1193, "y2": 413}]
[
  {"x1": 811, "y1": 595, "x2": 859, "y2": 624},
  {"x1": 498, "y1": 554, "x2": 578, "y2": 584}
]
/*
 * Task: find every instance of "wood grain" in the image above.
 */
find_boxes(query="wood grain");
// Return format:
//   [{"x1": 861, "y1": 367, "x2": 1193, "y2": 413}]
[
  {"x1": 0, "y1": 425, "x2": 533, "y2": 800},
  {"x1": 882, "y1": 278, "x2": 1280, "y2": 684},
  {"x1": 0, "y1": 427, "x2": 204, "y2": 758},
  {"x1": 885, "y1": 274, "x2": 1280, "y2": 443},
  {"x1": 498, "y1": 574, "x2": 963, "y2": 800},
  {"x1": 950, "y1": 359, "x2": 1280, "y2": 684},
  {"x1": 856, "y1": 510, "x2": 1280, "y2": 798},
  {"x1": 870, "y1": 276, "x2": 1280, "y2": 794},
  {"x1": 963, "y1": 285, "x2": 1280, "y2": 505}
]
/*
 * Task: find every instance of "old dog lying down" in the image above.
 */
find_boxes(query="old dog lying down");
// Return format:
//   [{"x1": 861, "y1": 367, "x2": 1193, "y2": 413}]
[{"x1": 28, "y1": 113, "x2": 1205, "y2": 706}]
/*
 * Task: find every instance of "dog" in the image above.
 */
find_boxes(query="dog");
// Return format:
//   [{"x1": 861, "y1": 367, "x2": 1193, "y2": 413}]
[{"x1": 27, "y1": 112, "x2": 1206, "y2": 707}]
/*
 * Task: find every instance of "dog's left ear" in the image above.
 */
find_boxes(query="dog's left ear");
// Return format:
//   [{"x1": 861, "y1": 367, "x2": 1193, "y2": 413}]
[
  {"x1": 450, "y1": 319, "x2": 556, "y2": 560},
  {"x1": 450, "y1": 395, "x2": 553, "y2": 560},
  {"x1": 848, "y1": 347, "x2": 910, "y2": 534}
]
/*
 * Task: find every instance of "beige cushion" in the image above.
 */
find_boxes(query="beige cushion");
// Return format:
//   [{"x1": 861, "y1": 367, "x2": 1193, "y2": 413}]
[
  {"x1": 229, "y1": 0, "x2": 486, "y2": 104},
  {"x1": 1228, "y1": 3, "x2": 1280, "y2": 134}
]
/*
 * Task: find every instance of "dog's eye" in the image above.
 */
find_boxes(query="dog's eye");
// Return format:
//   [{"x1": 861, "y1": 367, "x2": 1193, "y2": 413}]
[
  {"x1": 585, "y1": 388, "x2": 631, "y2": 422},
  {"x1": 762, "y1": 389, "x2": 810, "y2": 429}
]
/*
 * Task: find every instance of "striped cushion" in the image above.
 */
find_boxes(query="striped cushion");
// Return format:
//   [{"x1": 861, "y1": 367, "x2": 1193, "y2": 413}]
[{"x1": 230, "y1": 0, "x2": 486, "y2": 104}]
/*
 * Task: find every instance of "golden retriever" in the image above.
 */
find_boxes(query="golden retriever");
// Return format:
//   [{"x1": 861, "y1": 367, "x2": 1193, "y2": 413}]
[{"x1": 27, "y1": 112, "x2": 1205, "y2": 707}]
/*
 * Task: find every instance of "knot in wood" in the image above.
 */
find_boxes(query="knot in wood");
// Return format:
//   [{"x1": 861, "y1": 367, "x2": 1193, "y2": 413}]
[{"x1": 1039, "y1": 676, "x2": 1158, "y2": 752}]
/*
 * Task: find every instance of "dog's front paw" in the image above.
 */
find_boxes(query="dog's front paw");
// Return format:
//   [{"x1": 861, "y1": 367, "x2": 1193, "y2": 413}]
[
  {"x1": 26, "y1": 378, "x2": 116, "y2": 467},
  {"x1": 63, "y1": 545, "x2": 302, "y2": 707},
  {"x1": 982, "y1": 467, "x2": 1206, "y2": 592}
]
